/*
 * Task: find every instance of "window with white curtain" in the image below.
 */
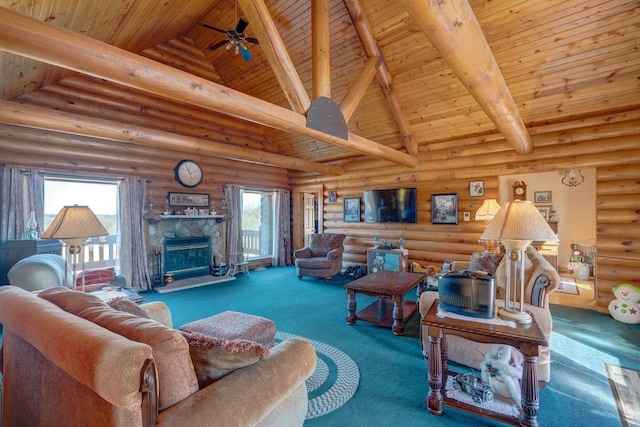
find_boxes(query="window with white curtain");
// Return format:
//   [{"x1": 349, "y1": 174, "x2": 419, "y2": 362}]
[
  {"x1": 241, "y1": 189, "x2": 275, "y2": 259},
  {"x1": 43, "y1": 176, "x2": 120, "y2": 271}
]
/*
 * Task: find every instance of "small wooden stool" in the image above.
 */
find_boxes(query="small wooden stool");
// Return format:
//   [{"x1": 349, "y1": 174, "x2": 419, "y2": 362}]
[
  {"x1": 180, "y1": 311, "x2": 276, "y2": 348},
  {"x1": 228, "y1": 252, "x2": 250, "y2": 277}
]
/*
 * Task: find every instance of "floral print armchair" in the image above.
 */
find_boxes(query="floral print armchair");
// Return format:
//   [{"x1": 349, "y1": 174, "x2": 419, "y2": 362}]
[{"x1": 294, "y1": 233, "x2": 346, "y2": 282}]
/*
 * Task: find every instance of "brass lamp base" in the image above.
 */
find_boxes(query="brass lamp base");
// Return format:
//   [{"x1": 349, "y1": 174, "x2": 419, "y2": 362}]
[{"x1": 498, "y1": 308, "x2": 532, "y2": 325}]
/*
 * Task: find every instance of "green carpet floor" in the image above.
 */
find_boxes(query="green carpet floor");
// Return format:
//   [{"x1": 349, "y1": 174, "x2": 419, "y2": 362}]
[{"x1": 139, "y1": 266, "x2": 640, "y2": 427}]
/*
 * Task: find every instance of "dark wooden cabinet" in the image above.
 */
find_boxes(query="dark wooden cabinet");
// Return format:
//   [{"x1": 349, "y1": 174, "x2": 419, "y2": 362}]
[{"x1": 0, "y1": 239, "x2": 63, "y2": 285}]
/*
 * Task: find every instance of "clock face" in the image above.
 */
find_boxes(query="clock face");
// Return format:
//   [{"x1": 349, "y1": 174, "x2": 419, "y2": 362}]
[
  {"x1": 175, "y1": 160, "x2": 203, "y2": 188},
  {"x1": 515, "y1": 187, "x2": 525, "y2": 195}
]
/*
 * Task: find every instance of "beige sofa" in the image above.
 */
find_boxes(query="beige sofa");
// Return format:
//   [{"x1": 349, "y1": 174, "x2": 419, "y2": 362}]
[
  {"x1": 0, "y1": 286, "x2": 316, "y2": 427},
  {"x1": 420, "y1": 246, "x2": 560, "y2": 383}
]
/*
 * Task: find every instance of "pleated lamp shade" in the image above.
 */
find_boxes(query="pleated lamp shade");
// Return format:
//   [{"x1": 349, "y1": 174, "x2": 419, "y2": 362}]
[
  {"x1": 480, "y1": 200, "x2": 558, "y2": 248},
  {"x1": 42, "y1": 205, "x2": 108, "y2": 247},
  {"x1": 475, "y1": 199, "x2": 501, "y2": 222}
]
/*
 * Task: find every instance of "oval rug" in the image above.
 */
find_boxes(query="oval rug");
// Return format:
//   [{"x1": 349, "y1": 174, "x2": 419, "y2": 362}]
[{"x1": 275, "y1": 331, "x2": 360, "y2": 419}]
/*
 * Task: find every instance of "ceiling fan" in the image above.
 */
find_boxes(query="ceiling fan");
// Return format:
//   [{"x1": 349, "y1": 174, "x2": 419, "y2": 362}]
[{"x1": 200, "y1": 18, "x2": 259, "y2": 61}]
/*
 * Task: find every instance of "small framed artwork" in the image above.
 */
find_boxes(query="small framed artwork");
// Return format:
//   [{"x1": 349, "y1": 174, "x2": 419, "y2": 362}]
[
  {"x1": 167, "y1": 192, "x2": 210, "y2": 207},
  {"x1": 537, "y1": 206, "x2": 551, "y2": 221},
  {"x1": 328, "y1": 191, "x2": 337, "y2": 203},
  {"x1": 534, "y1": 191, "x2": 552, "y2": 204},
  {"x1": 367, "y1": 249, "x2": 403, "y2": 273},
  {"x1": 343, "y1": 197, "x2": 361, "y2": 222},
  {"x1": 469, "y1": 181, "x2": 484, "y2": 197},
  {"x1": 431, "y1": 193, "x2": 458, "y2": 225}
]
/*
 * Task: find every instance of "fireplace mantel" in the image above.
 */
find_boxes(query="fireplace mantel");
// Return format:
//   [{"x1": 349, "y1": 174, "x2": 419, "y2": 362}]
[{"x1": 145, "y1": 214, "x2": 226, "y2": 224}]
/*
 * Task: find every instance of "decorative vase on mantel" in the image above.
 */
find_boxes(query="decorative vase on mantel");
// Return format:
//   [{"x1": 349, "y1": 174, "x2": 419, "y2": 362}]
[{"x1": 24, "y1": 211, "x2": 38, "y2": 240}]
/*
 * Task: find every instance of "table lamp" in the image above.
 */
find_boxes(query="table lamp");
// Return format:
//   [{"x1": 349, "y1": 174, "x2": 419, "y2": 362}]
[
  {"x1": 479, "y1": 200, "x2": 558, "y2": 324},
  {"x1": 42, "y1": 205, "x2": 109, "y2": 291},
  {"x1": 475, "y1": 199, "x2": 501, "y2": 253}
]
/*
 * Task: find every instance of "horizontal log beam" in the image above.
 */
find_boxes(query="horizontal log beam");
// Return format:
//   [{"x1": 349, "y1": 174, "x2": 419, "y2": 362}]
[
  {"x1": 399, "y1": 0, "x2": 532, "y2": 154},
  {"x1": 0, "y1": 101, "x2": 343, "y2": 176},
  {"x1": 0, "y1": 7, "x2": 419, "y2": 168}
]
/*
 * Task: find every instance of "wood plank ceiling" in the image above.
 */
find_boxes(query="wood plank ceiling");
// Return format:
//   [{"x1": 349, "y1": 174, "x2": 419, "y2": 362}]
[{"x1": 0, "y1": 0, "x2": 638, "y2": 172}]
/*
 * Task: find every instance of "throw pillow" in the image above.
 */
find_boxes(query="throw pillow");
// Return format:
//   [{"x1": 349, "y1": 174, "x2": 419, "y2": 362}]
[
  {"x1": 108, "y1": 297, "x2": 150, "y2": 319},
  {"x1": 180, "y1": 330, "x2": 270, "y2": 389},
  {"x1": 469, "y1": 252, "x2": 505, "y2": 275}
]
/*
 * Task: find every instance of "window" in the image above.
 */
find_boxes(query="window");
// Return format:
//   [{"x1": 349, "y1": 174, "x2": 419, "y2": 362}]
[
  {"x1": 44, "y1": 176, "x2": 120, "y2": 271},
  {"x1": 241, "y1": 190, "x2": 275, "y2": 259}
]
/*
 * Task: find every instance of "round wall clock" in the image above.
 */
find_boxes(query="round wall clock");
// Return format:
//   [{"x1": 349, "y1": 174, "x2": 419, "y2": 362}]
[
  {"x1": 174, "y1": 160, "x2": 203, "y2": 188},
  {"x1": 512, "y1": 181, "x2": 527, "y2": 200}
]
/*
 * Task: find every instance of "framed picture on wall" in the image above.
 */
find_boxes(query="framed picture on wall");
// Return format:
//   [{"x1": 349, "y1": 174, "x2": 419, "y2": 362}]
[
  {"x1": 168, "y1": 192, "x2": 210, "y2": 207},
  {"x1": 534, "y1": 191, "x2": 552, "y2": 204},
  {"x1": 431, "y1": 193, "x2": 458, "y2": 225},
  {"x1": 469, "y1": 180, "x2": 484, "y2": 197},
  {"x1": 537, "y1": 206, "x2": 552, "y2": 221},
  {"x1": 328, "y1": 191, "x2": 337, "y2": 203},
  {"x1": 343, "y1": 197, "x2": 361, "y2": 222}
]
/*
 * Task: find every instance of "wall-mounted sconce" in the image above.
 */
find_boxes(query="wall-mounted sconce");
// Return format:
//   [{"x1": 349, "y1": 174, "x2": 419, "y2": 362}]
[{"x1": 562, "y1": 169, "x2": 585, "y2": 187}]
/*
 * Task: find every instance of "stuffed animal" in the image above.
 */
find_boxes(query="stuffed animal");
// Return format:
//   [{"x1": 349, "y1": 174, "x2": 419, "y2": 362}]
[
  {"x1": 608, "y1": 284, "x2": 640, "y2": 324},
  {"x1": 480, "y1": 344, "x2": 524, "y2": 408}
]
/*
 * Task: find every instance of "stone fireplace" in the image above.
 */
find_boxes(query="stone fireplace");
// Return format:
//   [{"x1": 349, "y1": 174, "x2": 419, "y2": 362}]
[{"x1": 146, "y1": 216, "x2": 226, "y2": 283}]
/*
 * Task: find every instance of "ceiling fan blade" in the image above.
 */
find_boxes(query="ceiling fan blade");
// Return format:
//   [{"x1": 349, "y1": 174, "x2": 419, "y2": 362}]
[
  {"x1": 235, "y1": 17, "x2": 249, "y2": 34},
  {"x1": 245, "y1": 37, "x2": 259, "y2": 45},
  {"x1": 207, "y1": 40, "x2": 229, "y2": 51},
  {"x1": 200, "y1": 22, "x2": 228, "y2": 35}
]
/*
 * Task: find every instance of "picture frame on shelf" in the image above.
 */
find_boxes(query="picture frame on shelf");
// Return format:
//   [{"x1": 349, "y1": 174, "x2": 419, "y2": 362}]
[
  {"x1": 431, "y1": 193, "x2": 458, "y2": 225},
  {"x1": 469, "y1": 180, "x2": 484, "y2": 197},
  {"x1": 367, "y1": 249, "x2": 403, "y2": 273},
  {"x1": 537, "y1": 206, "x2": 552, "y2": 221},
  {"x1": 167, "y1": 192, "x2": 210, "y2": 207},
  {"x1": 343, "y1": 197, "x2": 361, "y2": 222},
  {"x1": 534, "y1": 191, "x2": 552, "y2": 204}
]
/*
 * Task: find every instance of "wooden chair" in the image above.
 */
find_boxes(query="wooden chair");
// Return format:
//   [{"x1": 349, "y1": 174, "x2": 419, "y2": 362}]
[{"x1": 228, "y1": 252, "x2": 249, "y2": 276}]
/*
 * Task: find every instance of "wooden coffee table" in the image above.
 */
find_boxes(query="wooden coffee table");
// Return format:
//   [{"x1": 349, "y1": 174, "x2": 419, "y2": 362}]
[
  {"x1": 422, "y1": 300, "x2": 547, "y2": 426},
  {"x1": 343, "y1": 270, "x2": 426, "y2": 335}
]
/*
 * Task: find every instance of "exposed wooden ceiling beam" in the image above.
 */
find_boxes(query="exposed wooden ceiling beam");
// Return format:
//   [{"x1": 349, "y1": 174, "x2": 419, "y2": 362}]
[
  {"x1": 0, "y1": 7, "x2": 419, "y2": 168},
  {"x1": 0, "y1": 101, "x2": 344, "y2": 175},
  {"x1": 399, "y1": 0, "x2": 532, "y2": 154},
  {"x1": 312, "y1": 0, "x2": 331, "y2": 99},
  {"x1": 343, "y1": 0, "x2": 418, "y2": 155},
  {"x1": 237, "y1": 0, "x2": 311, "y2": 114},
  {"x1": 340, "y1": 56, "x2": 379, "y2": 122}
]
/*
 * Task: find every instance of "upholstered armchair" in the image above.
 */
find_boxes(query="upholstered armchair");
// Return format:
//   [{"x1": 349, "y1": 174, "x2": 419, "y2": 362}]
[
  {"x1": 294, "y1": 233, "x2": 346, "y2": 281},
  {"x1": 420, "y1": 246, "x2": 560, "y2": 383}
]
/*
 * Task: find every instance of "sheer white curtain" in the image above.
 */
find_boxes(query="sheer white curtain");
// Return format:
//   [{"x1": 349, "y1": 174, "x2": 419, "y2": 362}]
[
  {"x1": 119, "y1": 177, "x2": 152, "y2": 290},
  {"x1": 0, "y1": 166, "x2": 44, "y2": 241},
  {"x1": 224, "y1": 184, "x2": 243, "y2": 266},
  {"x1": 273, "y1": 189, "x2": 291, "y2": 266}
]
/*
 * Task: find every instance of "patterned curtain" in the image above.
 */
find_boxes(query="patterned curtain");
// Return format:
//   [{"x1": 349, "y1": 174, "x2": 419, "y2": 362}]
[
  {"x1": 273, "y1": 189, "x2": 292, "y2": 266},
  {"x1": 224, "y1": 184, "x2": 243, "y2": 265},
  {"x1": 119, "y1": 177, "x2": 152, "y2": 290},
  {"x1": 0, "y1": 166, "x2": 44, "y2": 242}
]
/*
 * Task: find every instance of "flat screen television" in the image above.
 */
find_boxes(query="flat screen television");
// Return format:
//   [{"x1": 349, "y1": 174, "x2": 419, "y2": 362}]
[{"x1": 363, "y1": 188, "x2": 417, "y2": 223}]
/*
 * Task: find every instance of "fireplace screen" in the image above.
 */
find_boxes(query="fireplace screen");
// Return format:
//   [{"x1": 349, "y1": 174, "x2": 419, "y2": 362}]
[{"x1": 164, "y1": 237, "x2": 211, "y2": 279}]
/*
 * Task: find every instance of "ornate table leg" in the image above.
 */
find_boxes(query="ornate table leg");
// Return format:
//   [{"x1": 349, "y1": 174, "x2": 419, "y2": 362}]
[
  {"x1": 346, "y1": 288, "x2": 357, "y2": 325},
  {"x1": 427, "y1": 327, "x2": 443, "y2": 414},
  {"x1": 520, "y1": 344, "x2": 540, "y2": 427},
  {"x1": 392, "y1": 294, "x2": 404, "y2": 335}
]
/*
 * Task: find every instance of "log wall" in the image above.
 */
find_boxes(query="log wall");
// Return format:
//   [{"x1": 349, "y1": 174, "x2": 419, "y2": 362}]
[
  {"x1": 291, "y1": 113, "x2": 640, "y2": 314},
  {"x1": 595, "y1": 164, "x2": 640, "y2": 312}
]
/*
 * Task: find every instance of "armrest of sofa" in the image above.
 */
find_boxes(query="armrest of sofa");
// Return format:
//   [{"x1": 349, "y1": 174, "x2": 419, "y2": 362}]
[
  {"x1": 524, "y1": 246, "x2": 560, "y2": 308},
  {"x1": 141, "y1": 301, "x2": 173, "y2": 328},
  {"x1": 157, "y1": 338, "x2": 316, "y2": 426},
  {"x1": 294, "y1": 246, "x2": 311, "y2": 258}
]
